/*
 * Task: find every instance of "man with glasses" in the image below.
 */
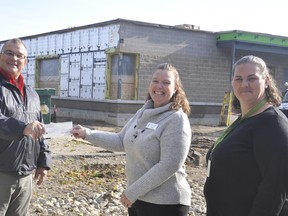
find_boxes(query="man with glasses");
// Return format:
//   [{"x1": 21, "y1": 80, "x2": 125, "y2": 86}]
[{"x1": 0, "y1": 38, "x2": 51, "y2": 215}]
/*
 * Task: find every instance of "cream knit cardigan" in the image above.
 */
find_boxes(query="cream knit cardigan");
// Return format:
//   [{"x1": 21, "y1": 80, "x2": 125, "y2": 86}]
[{"x1": 85, "y1": 100, "x2": 192, "y2": 206}]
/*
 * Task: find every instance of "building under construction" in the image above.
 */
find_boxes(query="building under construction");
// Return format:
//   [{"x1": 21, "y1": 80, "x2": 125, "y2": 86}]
[{"x1": 1, "y1": 18, "x2": 288, "y2": 126}]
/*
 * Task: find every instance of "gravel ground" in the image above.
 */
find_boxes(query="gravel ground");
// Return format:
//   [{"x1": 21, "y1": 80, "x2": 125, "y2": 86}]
[{"x1": 27, "y1": 122, "x2": 225, "y2": 216}]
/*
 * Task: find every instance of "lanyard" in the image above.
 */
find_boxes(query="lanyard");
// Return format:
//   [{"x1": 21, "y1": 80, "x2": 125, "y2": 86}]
[
  {"x1": 207, "y1": 98, "x2": 267, "y2": 177},
  {"x1": 213, "y1": 97, "x2": 267, "y2": 150}
]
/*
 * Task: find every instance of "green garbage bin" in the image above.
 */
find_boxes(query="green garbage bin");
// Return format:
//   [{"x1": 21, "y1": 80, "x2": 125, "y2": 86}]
[{"x1": 35, "y1": 88, "x2": 55, "y2": 124}]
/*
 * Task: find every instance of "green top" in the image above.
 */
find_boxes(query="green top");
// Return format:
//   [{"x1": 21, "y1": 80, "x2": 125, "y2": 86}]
[{"x1": 217, "y1": 30, "x2": 288, "y2": 47}]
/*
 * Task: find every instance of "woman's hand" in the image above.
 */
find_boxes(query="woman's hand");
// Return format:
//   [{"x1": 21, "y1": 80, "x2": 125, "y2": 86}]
[
  {"x1": 71, "y1": 124, "x2": 86, "y2": 139},
  {"x1": 120, "y1": 193, "x2": 132, "y2": 208}
]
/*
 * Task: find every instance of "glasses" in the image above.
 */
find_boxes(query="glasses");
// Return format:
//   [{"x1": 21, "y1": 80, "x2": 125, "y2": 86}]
[{"x1": 1, "y1": 50, "x2": 26, "y2": 60}]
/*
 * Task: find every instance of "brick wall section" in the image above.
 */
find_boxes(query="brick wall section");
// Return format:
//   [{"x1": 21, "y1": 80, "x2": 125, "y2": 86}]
[
  {"x1": 118, "y1": 22, "x2": 232, "y2": 104},
  {"x1": 117, "y1": 21, "x2": 288, "y2": 105}
]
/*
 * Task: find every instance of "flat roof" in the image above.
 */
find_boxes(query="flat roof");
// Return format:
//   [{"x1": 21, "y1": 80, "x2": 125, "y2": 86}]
[{"x1": 216, "y1": 30, "x2": 288, "y2": 55}]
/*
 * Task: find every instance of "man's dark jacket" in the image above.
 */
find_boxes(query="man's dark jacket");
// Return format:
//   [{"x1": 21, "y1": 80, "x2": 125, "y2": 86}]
[{"x1": 0, "y1": 74, "x2": 51, "y2": 175}]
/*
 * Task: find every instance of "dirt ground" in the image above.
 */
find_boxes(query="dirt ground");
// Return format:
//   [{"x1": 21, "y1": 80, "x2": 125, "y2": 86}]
[{"x1": 29, "y1": 120, "x2": 225, "y2": 215}]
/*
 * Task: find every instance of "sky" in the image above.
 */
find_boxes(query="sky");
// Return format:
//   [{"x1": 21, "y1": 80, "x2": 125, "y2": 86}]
[{"x1": 1, "y1": 0, "x2": 287, "y2": 41}]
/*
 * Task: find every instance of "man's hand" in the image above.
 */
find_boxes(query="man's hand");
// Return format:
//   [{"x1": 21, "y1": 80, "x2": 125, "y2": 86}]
[
  {"x1": 34, "y1": 167, "x2": 48, "y2": 185},
  {"x1": 23, "y1": 121, "x2": 46, "y2": 140}
]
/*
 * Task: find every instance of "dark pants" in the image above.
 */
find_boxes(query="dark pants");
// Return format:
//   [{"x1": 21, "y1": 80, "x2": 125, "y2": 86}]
[{"x1": 128, "y1": 200, "x2": 190, "y2": 216}]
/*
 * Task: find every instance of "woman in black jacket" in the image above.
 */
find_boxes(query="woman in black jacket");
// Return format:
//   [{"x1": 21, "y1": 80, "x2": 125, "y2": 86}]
[{"x1": 204, "y1": 55, "x2": 288, "y2": 216}]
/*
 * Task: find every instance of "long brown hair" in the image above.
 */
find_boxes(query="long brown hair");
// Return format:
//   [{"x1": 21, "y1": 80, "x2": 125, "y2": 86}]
[
  {"x1": 146, "y1": 63, "x2": 191, "y2": 115},
  {"x1": 232, "y1": 55, "x2": 282, "y2": 109}
]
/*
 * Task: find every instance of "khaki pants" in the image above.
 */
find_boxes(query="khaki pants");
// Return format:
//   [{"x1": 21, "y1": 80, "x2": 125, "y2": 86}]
[{"x1": 0, "y1": 172, "x2": 32, "y2": 216}]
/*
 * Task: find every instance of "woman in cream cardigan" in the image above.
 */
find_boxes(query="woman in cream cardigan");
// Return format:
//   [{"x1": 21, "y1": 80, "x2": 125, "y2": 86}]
[{"x1": 72, "y1": 63, "x2": 192, "y2": 216}]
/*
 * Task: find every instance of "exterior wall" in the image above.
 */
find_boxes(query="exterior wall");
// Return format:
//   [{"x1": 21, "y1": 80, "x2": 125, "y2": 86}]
[
  {"x1": 51, "y1": 97, "x2": 221, "y2": 126},
  {"x1": 51, "y1": 97, "x2": 144, "y2": 126},
  {"x1": 0, "y1": 24, "x2": 120, "y2": 100},
  {"x1": 0, "y1": 20, "x2": 231, "y2": 106},
  {"x1": 118, "y1": 22, "x2": 232, "y2": 105}
]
